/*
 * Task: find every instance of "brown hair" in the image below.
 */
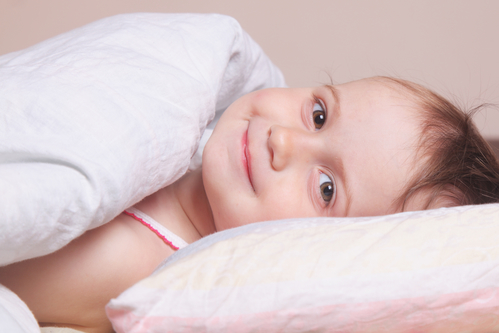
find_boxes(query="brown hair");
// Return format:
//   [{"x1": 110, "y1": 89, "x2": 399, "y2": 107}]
[{"x1": 378, "y1": 76, "x2": 499, "y2": 210}]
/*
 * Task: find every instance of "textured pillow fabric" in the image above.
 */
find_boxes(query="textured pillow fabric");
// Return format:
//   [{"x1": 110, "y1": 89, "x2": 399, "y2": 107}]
[
  {"x1": 107, "y1": 203, "x2": 499, "y2": 332},
  {"x1": 0, "y1": 285, "x2": 39, "y2": 333},
  {"x1": 0, "y1": 13, "x2": 285, "y2": 266}
]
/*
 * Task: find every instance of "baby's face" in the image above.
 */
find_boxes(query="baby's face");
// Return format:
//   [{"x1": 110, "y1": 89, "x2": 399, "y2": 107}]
[{"x1": 203, "y1": 78, "x2": 424, "y2": 231}]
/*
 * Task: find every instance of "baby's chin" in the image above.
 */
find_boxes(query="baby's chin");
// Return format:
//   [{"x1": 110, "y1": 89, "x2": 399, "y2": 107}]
[{"x1": 213, "y1": 219, "x2": 244, "y2": 232}]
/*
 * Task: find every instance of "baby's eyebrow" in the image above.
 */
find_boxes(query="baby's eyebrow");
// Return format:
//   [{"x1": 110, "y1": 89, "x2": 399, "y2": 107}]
[{"x1": 324, "y1": 85, "x2": 341, "y2": 118}]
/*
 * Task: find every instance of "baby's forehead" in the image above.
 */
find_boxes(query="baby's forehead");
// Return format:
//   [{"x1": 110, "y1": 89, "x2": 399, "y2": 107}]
[
  {"x1": 361, "y1": 77, "x2": 426, "y2": 106},
  {"x1": 315, "y1": 79, "x2": 428, "y2": 215},
  {"x1": 334, "y1": 77, "x2": 417, "y2": 99},
  {"x1": 329, "y1": 78, "x2": 424, "y2": 120}
]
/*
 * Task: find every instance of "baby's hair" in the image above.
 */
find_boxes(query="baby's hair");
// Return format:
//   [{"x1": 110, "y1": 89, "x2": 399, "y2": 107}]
[{"x1": 378, "y1": 76, "x2": 499, "y2": 210}]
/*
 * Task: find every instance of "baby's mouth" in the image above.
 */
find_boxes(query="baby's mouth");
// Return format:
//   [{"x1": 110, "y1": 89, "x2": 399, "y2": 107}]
[{"x1": 243, "y1": 129, "x2": 255, "y2": 191}]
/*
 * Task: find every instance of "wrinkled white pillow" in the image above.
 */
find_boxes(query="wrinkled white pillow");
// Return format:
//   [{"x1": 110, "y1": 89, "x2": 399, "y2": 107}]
[
  {"x1": 107, "y1": 203, "x2": 499, "y2": 332},
  {"x1": 0, "y1": 13, "x2": 285, "y2": 266}
]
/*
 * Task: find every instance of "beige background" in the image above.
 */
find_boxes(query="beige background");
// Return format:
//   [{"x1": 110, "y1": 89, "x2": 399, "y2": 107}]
[{"x1": 1, "y1": 0, "x2": 499, "y2": 138}]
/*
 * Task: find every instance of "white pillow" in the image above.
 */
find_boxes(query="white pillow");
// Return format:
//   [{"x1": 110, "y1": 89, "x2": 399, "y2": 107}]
[
  {"x1": 107, "y1": 203, "x2": 499, "y2": 332},
  {"x1": 0, "y1": 13, "x2": 285, "y2": 266}
]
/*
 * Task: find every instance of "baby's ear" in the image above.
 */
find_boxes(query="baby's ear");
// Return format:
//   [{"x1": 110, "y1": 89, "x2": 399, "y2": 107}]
[
  {"x1": 426, "y1": 185, "x2": 466, "y2": 209},
  {"x1": 403, "y1": 184, "x2": 465, "y2": 211}
]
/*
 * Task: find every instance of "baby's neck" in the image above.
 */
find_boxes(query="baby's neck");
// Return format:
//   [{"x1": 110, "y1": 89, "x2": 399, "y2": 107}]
[
  {"x1": 172, "y1": 168, "x2": 216, "y2": 237},
  {"x1": 133, "y1": 168, "x2": 216, "y2": 243}
]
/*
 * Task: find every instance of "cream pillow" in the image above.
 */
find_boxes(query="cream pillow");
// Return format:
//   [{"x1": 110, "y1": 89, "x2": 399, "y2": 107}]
[{"x1": 107, "y1": 203, "x2": 499, "y2": 332}]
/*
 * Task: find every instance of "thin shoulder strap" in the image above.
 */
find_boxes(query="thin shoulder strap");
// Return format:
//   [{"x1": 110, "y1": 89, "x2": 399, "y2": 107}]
[{"x1": 124, "y1": 207, "x2": 189, "y2": 250}]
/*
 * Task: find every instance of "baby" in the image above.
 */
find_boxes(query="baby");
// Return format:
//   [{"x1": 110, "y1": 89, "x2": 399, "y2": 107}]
[{"x1": 1, "y1": 76, "x2": 498, "y2": 333}]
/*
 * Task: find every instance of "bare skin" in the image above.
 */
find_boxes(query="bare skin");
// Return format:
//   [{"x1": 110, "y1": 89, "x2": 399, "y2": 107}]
[{"x1": 0, "y1": 170, "x2": 213, "y2": 333}]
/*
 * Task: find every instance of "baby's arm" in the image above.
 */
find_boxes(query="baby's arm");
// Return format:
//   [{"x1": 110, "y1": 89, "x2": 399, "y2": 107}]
[{"x1": 0, "y1": 211, "x2": 174, "y2": 333}]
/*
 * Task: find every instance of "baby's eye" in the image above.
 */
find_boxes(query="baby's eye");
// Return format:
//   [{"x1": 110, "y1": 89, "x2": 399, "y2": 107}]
[
  {"x1": 313, "y1": 99, "x2": 326, "y2": 130},
  {"x1": 319, "y1": 173, "x2": 336, "y2": 205}
]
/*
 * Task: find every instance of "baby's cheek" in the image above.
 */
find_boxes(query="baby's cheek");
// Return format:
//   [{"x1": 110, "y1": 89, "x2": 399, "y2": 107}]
[
  {"x1": 267, "y1": 203, "x2": 312, "y2": 220},
  {"x1": 258, "y1": 195, "x2": 315, "y2": 221}
]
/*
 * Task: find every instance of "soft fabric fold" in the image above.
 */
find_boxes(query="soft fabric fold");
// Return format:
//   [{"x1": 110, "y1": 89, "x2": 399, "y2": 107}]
[{"x1": 0, "y1": 13, "x2": 285, "y2": 266}]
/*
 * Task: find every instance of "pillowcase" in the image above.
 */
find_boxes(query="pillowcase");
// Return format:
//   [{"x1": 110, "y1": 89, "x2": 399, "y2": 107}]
[
  {"x1": 107, "y1": 203, "x2": 499, "y2": 332},
  {"x1": 0, "y1": 13, "x2": 285, "y2": 266}
]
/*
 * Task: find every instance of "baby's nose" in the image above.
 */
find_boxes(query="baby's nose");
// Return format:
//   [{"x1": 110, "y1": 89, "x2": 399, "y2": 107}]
[{"x1": 269, "y1": 125, "x2": 311, "y2": 171}]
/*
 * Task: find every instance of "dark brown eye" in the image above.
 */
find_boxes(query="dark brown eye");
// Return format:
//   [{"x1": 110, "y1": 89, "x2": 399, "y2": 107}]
[
  {"x1": 320, "y1": 182, "x2": 334, "y2": 202},
  {"x1": 313, "y1": 110, "x2": 325, "y2": 129},
  {"x1": 319, "y1": 173, "x2": 335, "y2": 204},
  {"x1": 312, "y1": 101, "x2": 326, "y2": 130}
]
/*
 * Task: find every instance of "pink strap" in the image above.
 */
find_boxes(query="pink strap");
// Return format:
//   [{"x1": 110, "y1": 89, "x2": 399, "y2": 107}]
[{"x1": 123, "y1": 207, "x2": 189, "y2": 251}]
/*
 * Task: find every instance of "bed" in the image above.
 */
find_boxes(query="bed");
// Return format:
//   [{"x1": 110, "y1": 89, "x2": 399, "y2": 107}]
[{"x1": 1, "y1": 13, "x2": 498, "y2": 333}]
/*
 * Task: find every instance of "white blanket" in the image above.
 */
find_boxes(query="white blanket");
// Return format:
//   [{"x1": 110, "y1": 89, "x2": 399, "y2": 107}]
[{"x1": 0, "y1": 13, "x2": 285, "y2": 267}]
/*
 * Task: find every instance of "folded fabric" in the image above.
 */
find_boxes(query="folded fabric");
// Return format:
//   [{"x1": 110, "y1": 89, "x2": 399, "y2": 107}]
[
  {"x1": 107, "y1": 203, "x2": 499, "y2": 332},
  {"x1": 0, "y1": 13, "x2": 285, "y2": 266},
  {"x1": 0, "y1": 284, "x2": 38, "y2": 333}
]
